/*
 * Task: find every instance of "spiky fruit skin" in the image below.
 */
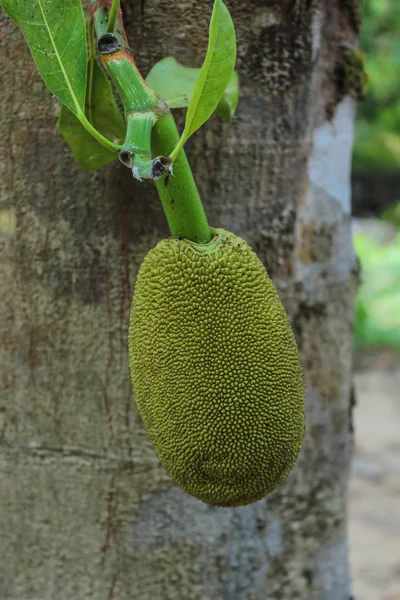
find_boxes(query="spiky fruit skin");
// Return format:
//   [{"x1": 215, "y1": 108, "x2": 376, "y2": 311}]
[{"x1": 128, "y1": 229, "x2": 304, "y2": 507}]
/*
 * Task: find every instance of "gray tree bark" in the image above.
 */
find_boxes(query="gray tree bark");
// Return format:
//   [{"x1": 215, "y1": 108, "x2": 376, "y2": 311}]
[{"x1": 0, "y1": 0, "x2": 359, "y2": 598}]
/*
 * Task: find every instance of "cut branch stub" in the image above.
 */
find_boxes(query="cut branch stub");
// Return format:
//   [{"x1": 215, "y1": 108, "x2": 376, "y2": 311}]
[
  {"x1": 119, "y1": 149, "x2": 133, "y2": 168},
  {"x1": 152, "y1": 157, "x2": 172, "y2": 180},
  {"x1": 98, "y1": 33, "x2": 122, "y2": 55}
]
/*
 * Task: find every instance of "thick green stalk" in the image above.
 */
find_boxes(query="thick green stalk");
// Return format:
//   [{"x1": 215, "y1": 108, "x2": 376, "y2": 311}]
[
  {"x1": 125, "y1": 113, "x2": 155, "y2": 180},
  {"x1": 153, "y1": 115, "x2": 211, "y2": 243},
  {"x1": 91, "y1": 1, "x2": 163, "y2": 176},
  {"x1": 90, "y1": 0, "x2": 212, "y2": 243},
  {"x1": 91, "y1": 5, "x2": 160, "y2": 113}
]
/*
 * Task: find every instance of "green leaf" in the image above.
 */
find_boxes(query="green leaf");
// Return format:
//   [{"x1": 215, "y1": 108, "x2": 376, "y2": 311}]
[
  {"x1": 2, "y1": 0, "x2": 87, "y2": 117},
  {"x1": 170, "y1": 0, "x2": 236, "y2": 161},
  {"x1": 58, "y1": 60, "x2": 126, "y2": 170},
  {"x1": 146, "y1": 57, "x2": 239, "y2": 121},
  {"x1": 184, "y1": 0, "x2": 236, "y2": 134}
]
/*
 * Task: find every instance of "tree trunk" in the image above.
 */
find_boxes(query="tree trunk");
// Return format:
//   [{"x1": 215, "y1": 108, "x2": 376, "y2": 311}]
[{"x1": 0, "y1": 1, "x2": 359, "y2": 598}]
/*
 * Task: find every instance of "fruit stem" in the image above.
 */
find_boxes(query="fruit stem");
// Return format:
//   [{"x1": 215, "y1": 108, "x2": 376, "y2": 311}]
[{"x1": 153, "y1": 114, "x2": 211, "y2": 243}]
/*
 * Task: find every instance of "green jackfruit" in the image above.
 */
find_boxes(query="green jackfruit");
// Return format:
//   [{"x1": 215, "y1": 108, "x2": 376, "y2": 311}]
[{"x1": 128, "y1": 229, "x2": 304, "y2": 507}]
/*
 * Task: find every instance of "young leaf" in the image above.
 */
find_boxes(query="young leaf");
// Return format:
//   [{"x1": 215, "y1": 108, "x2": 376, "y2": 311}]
[
  {"x1": 58, "y1": 60, "x2": 126, "y2": 170},
  {"x1": 216, "y1": 70, "x2": 239, "y2": 122},
  {"x1": 169, "y1": 0, "x2": 236, "y2": 161},
  {"x1": 146, "y1": 57, "x2": 239, "y2": 121},
  {"x1": 146, "y1": 58, "x2": 199, "y2": 110},
  {"x1": 2, "y1": 0, "x2": 87, "y2": 117}
]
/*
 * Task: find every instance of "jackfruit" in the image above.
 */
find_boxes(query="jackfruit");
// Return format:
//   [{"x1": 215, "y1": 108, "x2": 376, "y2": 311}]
[{"x1": 128, "y1": 228, "x2": 304, "y2": 507}]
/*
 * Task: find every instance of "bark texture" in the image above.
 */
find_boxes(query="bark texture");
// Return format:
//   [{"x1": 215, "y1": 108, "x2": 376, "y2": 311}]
[{"x1": 0, "y1": 0, "x2": 359, "y2": 598}]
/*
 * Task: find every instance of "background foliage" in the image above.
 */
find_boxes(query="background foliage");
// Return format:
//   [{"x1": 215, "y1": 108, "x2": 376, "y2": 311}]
[
  {"x1": 353, "y1": 0, "x2": 400, "y2": 172},
  {"x1": 353, "y1": 0, "x2": 400, "y2": 352},
  {"x1": 354, "y1": 229, "x2": 400, "y2": 350}
]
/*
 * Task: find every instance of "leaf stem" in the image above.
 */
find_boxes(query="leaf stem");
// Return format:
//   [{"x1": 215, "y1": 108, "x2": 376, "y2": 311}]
[
  {"x1": 169, "y1": 135, "x2": 186, "y2": 164},
  {"x1": 79, "y1": 113, "x2": 122, "y2": 151},
  {"x1": 87, "y1": 19, "x2": 96, "y2": 123},
  {"x1": 106, "y1": 0, "x2": 120, "y2": 33},
  {"x1": 88, "y1": 17, "x2": 96, "y2": 60}
]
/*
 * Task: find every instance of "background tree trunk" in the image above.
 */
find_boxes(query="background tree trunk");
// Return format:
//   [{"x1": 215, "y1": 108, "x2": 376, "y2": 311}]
[{"x1": 0, "y1": 0, "x2": 359, "y2": 598}]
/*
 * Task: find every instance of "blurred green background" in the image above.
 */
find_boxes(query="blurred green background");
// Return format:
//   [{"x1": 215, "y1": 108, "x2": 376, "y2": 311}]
[{"x1": 353, "y1": 0, "x2": 400, "y2": 352}]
